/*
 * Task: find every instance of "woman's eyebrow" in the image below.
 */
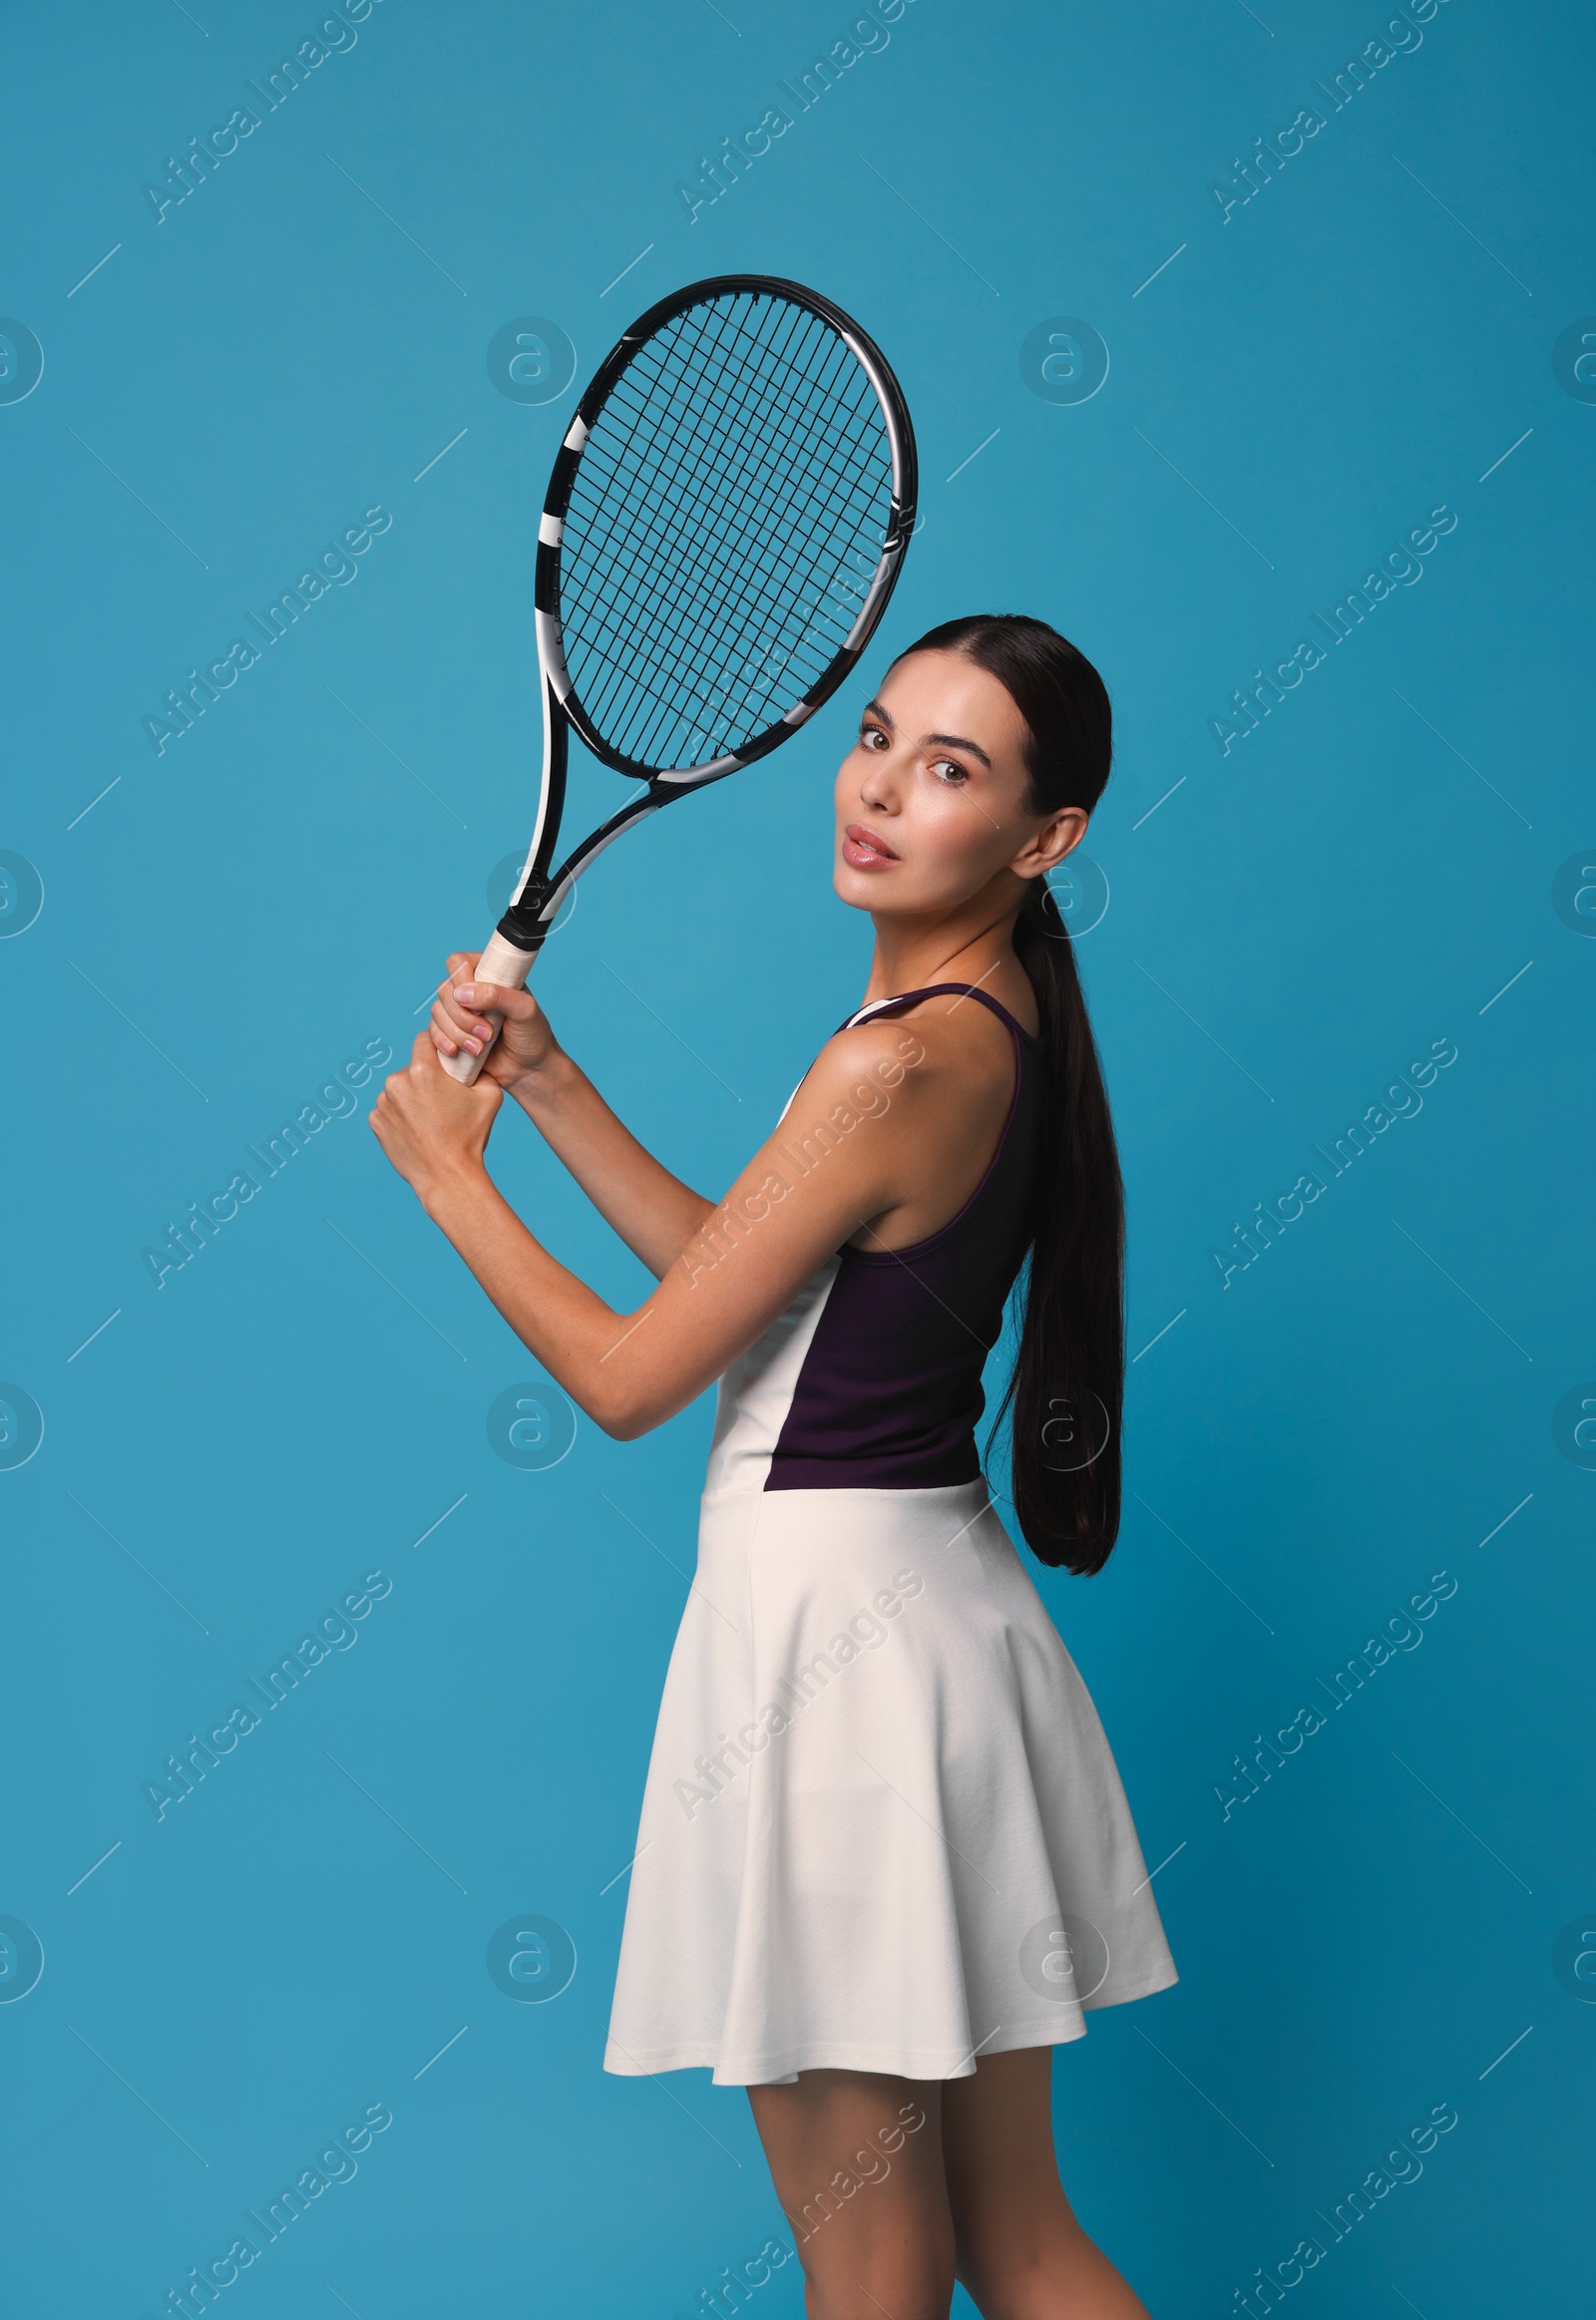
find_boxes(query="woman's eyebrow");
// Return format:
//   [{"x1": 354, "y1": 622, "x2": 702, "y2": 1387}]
[
  {"x1": 861, "y1": 703, "x2": 993, "y2": 772},
  {"x1": 924, "y1": 730, "x2": 993, "y2": 770}
]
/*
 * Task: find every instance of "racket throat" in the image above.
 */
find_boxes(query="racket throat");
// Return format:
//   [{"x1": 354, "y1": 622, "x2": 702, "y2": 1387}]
[{"x1": 495, "y1": 878, "x2": 562, "y2": 956}]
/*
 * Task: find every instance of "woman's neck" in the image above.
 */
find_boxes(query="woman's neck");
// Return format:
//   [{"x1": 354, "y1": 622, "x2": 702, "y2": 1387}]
[{"x1": 861, "y1": 901, "x2": 1022, "y2": 1009}]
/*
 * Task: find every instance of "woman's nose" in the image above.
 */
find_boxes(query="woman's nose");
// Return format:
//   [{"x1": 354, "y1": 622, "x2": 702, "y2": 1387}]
[{"x1": 857, "y1": 753, "x2": 898, "y2": 808}]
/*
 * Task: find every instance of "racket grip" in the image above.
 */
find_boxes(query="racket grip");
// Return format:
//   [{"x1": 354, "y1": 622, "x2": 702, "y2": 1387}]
[{"x1": 438, "y1": 929, "x2": 538, "y2": 1085}]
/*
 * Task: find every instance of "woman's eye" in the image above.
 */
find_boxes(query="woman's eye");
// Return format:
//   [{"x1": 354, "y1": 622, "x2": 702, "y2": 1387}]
[
  {"x1": 932, "y1": 758, "x2": 969, "y2": 785},
  {"x1": 860, "y1": 726, "x2": 887, "y2": 750}
]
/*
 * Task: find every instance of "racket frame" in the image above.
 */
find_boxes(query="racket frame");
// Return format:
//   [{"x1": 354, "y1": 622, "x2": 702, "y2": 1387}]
[{"x1": 497, "y1": 273, "x2": 918, "y2": 957}]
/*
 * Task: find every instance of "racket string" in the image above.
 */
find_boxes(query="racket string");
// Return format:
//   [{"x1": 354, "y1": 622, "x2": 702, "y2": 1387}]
[
  {"x1": 558, "y1": 289, "x2": 895, "y2": 767},
  {"x1": 573, "y1": 309, "x2": 884, "y2": 702},
  {"x1": 592, "y1": 329, "x2": 886, "y2": 672},
  {"x1": 573, "y1": 438, "x2": 884, "y2": 758},
  {"x1": 626, "y1": 406, "x2": 882, "y2": 763},
  {"x1": 567, "y1": 298, "x2": 824, "y2": 746},
  {"x1": 574, "y1": 406, "x2": 882, "y2": 761},
  {"x1": 571, "y1": 303, "x2": 877, "y2": 749}
]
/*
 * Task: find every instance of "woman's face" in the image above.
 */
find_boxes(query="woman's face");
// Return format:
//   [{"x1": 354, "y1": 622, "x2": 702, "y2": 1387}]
[{"x1": 833, "y1": 649, "x2": 1085, "y2": 919}]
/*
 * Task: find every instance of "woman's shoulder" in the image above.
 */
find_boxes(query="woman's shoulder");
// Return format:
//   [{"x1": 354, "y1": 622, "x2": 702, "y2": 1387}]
[
  {"x1": 811, "y1": 984, "x2": 1023, "y2": 1120},
  {"x1": 799, "y1": 1008, "x2": 941, "y2": 1117}
]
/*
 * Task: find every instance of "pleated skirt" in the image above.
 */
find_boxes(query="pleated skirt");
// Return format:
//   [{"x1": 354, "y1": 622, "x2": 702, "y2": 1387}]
[{"x1": 604, "y1": 1477, "x2": 1177, "y2": 2086}]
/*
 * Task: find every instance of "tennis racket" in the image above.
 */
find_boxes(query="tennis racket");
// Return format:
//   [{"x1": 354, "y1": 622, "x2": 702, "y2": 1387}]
[{"x1": 440, "y1": 273, "x2": 918, "y2": 1083}]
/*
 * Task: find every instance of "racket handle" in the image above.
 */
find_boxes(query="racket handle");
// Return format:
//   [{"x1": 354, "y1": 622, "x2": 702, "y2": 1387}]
[{"x1": 438, "y1": 929, "x2": 538, "y2": 1085}]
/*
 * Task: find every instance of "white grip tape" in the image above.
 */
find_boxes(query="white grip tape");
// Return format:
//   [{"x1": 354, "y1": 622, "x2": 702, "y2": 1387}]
[{"x1": 438, "y1": 929, "x2": 537, "y2": 1085}]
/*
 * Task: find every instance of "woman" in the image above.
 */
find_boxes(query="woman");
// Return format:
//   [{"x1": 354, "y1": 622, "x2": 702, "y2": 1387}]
[{"x1": 371, "y1": 614, "x2": 1176, "y2": 2318}]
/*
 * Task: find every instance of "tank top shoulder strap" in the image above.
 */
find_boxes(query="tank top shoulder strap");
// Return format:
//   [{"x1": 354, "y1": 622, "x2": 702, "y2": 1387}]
[{"x1": 841, "y1": 981, "x2": 1040, "y2": 1047}]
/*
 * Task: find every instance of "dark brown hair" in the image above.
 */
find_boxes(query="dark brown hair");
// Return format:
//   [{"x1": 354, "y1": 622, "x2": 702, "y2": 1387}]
[{"x1": 897, "y1": 614, "x2": 1123, "y2": 1573}]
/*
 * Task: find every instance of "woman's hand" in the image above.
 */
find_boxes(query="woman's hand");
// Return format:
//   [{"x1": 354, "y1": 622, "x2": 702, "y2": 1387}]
[
  {"x1": 370, "y1": 1029, "x2": 503, "y2": 1207},
  {"x1": 429, "y1": 952, "x2": 559, "y2": 1089}
]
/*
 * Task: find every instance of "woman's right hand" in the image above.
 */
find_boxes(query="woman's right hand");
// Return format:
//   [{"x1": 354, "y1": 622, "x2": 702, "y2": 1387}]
[{"x1": 429, "y1": 952, "x2": 558, "y2": 1088}]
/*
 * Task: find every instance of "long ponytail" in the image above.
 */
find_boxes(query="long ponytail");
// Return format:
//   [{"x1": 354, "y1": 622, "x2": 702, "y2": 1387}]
[
  {"x1": 1008, "y1": 876, "x2": 1124, "y2": 1572},
  {"x1": 896, "y1": 615, "x2": 1124, "y2": 1574}
]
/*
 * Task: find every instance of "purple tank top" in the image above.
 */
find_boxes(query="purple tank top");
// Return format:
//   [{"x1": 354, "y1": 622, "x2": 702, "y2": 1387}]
[{"x1": 764, "y1": 982, "x2": 1041, "y2": 1492}]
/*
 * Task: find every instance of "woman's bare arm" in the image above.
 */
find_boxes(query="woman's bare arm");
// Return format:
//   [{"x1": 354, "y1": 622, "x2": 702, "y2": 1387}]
[
  {"x1": 506, "y1": 1044, "x2": 713, "y2": 1281},
  {"x1": 369, "y1": 1010, "x2": 946, "y2": 1438},
  {"x1": 427, "y1": 953, "x2": 710, "y2": 1279}
]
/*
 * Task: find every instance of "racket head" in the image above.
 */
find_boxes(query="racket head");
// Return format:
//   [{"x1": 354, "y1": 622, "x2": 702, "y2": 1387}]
[{"x1": 535, "y1": 276, "x2": 918, "y2": 787}]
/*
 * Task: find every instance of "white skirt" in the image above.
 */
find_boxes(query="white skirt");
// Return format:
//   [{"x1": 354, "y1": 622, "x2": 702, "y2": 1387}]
[{"x1": 604, "y1": 1478, "x2": 1177, "y2": 2086}]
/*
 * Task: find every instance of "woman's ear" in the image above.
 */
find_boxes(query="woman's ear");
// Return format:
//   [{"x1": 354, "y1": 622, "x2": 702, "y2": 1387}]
[{"x1": 1012, "y1": 806, "x2": 1087, "y2": 884}]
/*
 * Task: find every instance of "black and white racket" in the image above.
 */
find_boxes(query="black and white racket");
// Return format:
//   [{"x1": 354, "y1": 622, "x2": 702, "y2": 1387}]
[{"x1": 441, "y1": 273, "x2": 918, "y2": 1083}]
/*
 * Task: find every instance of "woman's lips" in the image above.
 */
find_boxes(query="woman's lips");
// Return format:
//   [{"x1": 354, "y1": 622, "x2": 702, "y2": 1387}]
[{"x1": 842, "y1": 822, "x2": 900, "y2": 869}]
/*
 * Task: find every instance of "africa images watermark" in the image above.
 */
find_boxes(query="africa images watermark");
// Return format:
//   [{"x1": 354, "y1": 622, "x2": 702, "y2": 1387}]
[
  {"x1": 139, "y1": 2101, "x2": 393, "y2": 2318},
  {"x1": 675, "y1": 2236, "x2": 797, "y2": 2320},
  {"x1": 1210, "y1": 1035, "x2": 1458, "y2": 1290},
  {"x1": 141, "y1": 1035, "x2": 392, "y2": 1288},
  {"x1": 143, "y1": 1569, "x2": 394, "y2": 1822},
  {"x1": 673, "y1": 1570, "x2": 926, "y2": 1819},
  {"x1": 1207, "y1": 0, "x2": 1453, "y2": 224},
  {"x1": 142, "y1": 506, "x2": 393, "y2": 758},
  {"x1": 786, "y1": 2100, "x2": 931, "y2": 2246},
  {"x1": 675, "y1": 0, "x2": 921, "y2": 223},
  {"x1": 142, "y1": 0, "x2": 388, "y2": 224},
  {"x1": 1212, "y1": 1567, "x2": 1459, "y2": 1822},
  {"x1": 1222, "y1": 2101, "x2": 1458, "y2": 2317},
  {"x1": 677, "y1": 1028, "x2": 927, "y2": 1292},
  {"x1": 1208, "y1": 505, "x2": 1458, "y2": 758}
]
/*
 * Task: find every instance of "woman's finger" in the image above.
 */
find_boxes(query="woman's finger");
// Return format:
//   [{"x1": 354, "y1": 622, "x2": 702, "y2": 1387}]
[
  {"x1": 437, "y1": 969, "x2": 488, "y2": 1026},
  {"x1": 428, "y1": 996, "x2": 477, "y2": 1057},
  {"x1": 428, "y1": 1005, "x2": 467, "y2": 1058},
  {"x1": 433, "y1": 980, "x2": 489, "y2": 1045},
  {"x1": 453, "y1": 977, "x2": 539, "y2": 1022},
  {"x1": 429, "y1": 1008, "x2": 492, "y2": 1059}
]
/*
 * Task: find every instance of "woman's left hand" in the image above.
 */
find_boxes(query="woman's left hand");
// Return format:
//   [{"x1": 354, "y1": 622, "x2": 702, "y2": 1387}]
[{"x1": 369, "y1": 1030, "x2": 503, "y2": 1206}]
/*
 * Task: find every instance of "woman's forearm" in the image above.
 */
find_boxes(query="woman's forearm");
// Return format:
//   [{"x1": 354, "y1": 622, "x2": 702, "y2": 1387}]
[
  {"x1": 421, "y1": 1164, "x2": 643, "y2": 1429},
  {"x1": 506, "y1": 1045, "x2": 713, "y2": 1278}
]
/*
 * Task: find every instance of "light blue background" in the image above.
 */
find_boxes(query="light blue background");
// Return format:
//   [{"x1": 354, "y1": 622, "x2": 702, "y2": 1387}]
[{"x1": 3, "y1": 0, "x2": 1592, "y2": 2312}]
